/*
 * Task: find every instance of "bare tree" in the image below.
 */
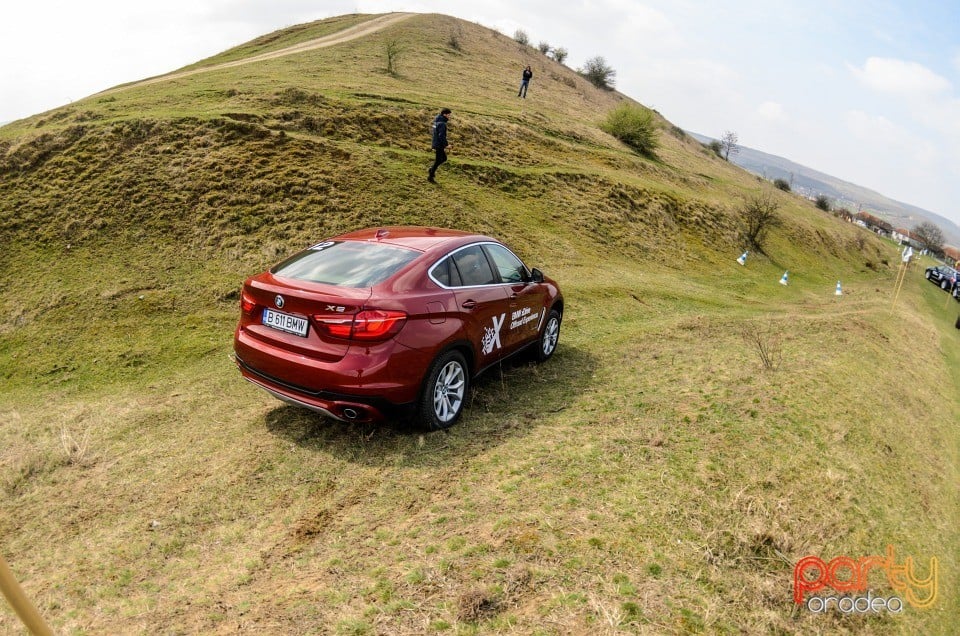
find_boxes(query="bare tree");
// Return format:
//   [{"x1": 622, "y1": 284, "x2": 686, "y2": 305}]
[
  {"x1": 741, "y1": 322, "x2": 783, "y2": 371},
  {"x1": 720, "y1": 130, "x2": 739, "y2": 161},
  {"x1": 551, "y1": 47, "x2": 568, "y2": 64},
  {"x1": 912, "y1": 221, "x2": 945, "y2": 254},
  {"x1": 738, "y1": 193, "x2": 781, "y2": 252}
]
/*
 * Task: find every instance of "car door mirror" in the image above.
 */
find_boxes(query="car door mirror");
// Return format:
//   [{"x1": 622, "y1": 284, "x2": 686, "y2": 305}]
[{"x1": 530, "y1": 268, "x2": 544, "y2": 283}]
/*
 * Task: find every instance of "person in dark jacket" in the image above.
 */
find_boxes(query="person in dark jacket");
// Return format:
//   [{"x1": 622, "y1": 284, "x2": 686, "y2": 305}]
[
  {"x1": 428, "y1": 108, "x2": 451, "y2": 183},
  {"x1": 518, "y1": 65, "x2": 533, "y2": 98}
]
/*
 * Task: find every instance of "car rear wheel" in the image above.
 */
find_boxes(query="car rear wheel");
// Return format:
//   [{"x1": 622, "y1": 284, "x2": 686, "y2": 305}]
[
  {"x1": 535, "y1": 309, "x2": 561, "y2": 363},
  {"x1": 418, "y1": 350, "x2": 469, "y2": 431},
  {"x1": 941, "y1": 280, "x2": 950, "y2": 290}
]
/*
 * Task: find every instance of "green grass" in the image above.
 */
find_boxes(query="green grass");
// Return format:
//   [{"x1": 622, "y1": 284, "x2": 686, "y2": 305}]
[{"x1": 1, "y1": 12, "x2": 958, "y2": 635}]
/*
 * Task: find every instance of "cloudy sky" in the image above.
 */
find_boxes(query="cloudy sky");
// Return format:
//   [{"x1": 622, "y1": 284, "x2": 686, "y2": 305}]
[{"x1": 2, "y1": 0, "x2": 959, "y2": 226}]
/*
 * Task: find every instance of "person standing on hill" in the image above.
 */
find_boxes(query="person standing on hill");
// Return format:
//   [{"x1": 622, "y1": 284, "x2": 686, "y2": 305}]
[
  {"x1": 518, "y1": 65, "x2": 533, "y2": 98},
  {"x1": 428, "y1": 108, "x2": 451, "y2": 183}
]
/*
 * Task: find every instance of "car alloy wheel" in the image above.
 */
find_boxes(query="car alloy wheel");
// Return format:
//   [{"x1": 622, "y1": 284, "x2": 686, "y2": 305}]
[
  {"x1": 536, "y1": 309, "x2": 561, "y2": 362},
  {"x1": 419, "y1": 350, "x2": 469, "y2": 430}
]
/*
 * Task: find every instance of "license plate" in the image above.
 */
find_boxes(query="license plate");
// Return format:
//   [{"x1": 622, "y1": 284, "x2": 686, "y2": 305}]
[{"x1": 262, "y1": 308, "x2": 309, "y2": 337}]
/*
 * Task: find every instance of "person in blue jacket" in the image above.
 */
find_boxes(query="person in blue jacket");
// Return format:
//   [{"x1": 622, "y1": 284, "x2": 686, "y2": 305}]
[{"x1": 428, "y1": 108, "x2": 451, "y2": 183}]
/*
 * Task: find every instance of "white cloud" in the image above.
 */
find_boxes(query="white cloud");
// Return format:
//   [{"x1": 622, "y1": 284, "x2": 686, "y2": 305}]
[
  {"x1": 605, "y1": 0, "x2": 682, "y2": 50},
  {"x1": 845, "y1": 109, "x2": 940, "y2": 169},
  {"x1": 911, "y1": 97, "x2": 960, "y2": 138},
  {"x1": 851, "y1": 57, "x2": 951, "y2": 95},
  {"x1": 846, "y1": 110, "x2": 912, "y2": 145},
  {"x1": 847, "y1": 55, "x2": 960, "y2": 148},
  {"x1": 756, "y1": 101, "x2": 786, "y2": 122}
]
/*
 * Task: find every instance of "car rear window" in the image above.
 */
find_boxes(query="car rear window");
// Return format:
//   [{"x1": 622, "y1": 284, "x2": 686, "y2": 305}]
[{"x1": 271, "y1": 241, "x2": 419, "y2": 287}]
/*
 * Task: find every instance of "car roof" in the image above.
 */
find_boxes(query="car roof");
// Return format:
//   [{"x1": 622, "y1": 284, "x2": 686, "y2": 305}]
[{"x1": 333, "y1": 226, "x2": 497, "y2": 252}]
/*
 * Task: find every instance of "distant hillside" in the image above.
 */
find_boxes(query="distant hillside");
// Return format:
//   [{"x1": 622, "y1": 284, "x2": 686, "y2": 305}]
[{"x1": 688, "y1": 131, "x2": 960, "y2": 245}]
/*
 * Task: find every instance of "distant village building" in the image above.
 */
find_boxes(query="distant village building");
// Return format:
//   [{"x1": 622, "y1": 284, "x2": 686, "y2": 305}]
[
  {"x1": 890, "y1": 227, "x2": 923, "y2": 250},
  {"x1": 853, "y1": 210, "x2": 892, "y2": 237},
  {"x1": 944, "y1": 245, "x2": 960, "y2": 267}
]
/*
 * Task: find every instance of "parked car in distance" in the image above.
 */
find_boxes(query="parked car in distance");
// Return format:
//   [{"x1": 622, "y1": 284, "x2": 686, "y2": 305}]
[
  {"x1": 233, "y1": 226, "x2": 563, "y2": 430},
  {"x1": 925, "y1": 265, "x2": 958, "y2": 294}
]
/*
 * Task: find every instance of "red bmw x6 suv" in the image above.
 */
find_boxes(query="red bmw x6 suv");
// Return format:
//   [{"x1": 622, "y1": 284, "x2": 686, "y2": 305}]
[{"x1": 233, "y1": 226, "x2": 563, "y2": 429}]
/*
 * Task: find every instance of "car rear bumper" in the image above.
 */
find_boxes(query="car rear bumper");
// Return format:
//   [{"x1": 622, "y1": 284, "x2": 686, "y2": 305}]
[{"x1": 233, "y1": 353, "x2": 416, "y2": 423}]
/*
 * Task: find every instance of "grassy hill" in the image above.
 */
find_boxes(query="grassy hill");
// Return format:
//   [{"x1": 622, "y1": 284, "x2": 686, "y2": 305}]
[{"x1": 1, "y1": 12, "x2": 958, "y2": 634}]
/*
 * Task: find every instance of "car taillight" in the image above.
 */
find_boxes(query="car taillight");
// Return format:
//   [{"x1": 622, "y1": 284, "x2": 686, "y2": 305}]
[
  {"x1": 353, "y1": 310, "x2": 407, "y2": 340},
  {"x1": 314, "y1": 309, "x2": 407, "y2": 341},
  {"x1": 240, "y1": 291, "x2": 257, "y2": 314},
  {"x1": 318, "y1": 317, "x2": 354, "y2": 339}
]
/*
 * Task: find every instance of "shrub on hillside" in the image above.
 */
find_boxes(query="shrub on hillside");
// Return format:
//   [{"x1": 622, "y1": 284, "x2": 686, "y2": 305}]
[
  {"x1": 385, "y1": 40, "x2": 402, "y2": 75},
  {"x1": 814, "y1": 194, "x2": 831, "y2": 211},
  {"x1": 551, "y1": 47, "x2": 569, "y2": 64},
  {"x1": 513, "y1": 29, "x2": 529, "y2": 46},
  {"x1": 738, "y1": 193, "x2": 781, "y2": 252},
  {"x1": 600, "y1": 103, "x2": 659, "y2": 156},
  {"x1": 580, "y1": 56, "x2": 616, "y2": 90},
  {"x1": 773, "y1": 178, "x2": 791, "y2": 192},
  {"x1": 538, "y1": 41, "x2": 551, "y2": 54}
]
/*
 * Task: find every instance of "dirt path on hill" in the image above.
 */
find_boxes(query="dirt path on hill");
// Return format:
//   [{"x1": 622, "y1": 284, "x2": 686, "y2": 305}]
[{"x1": 100, "y1": 12, "x2": 415, "y2": 94}]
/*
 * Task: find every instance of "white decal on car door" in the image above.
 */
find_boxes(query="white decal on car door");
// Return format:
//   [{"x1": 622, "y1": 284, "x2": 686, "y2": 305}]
[{"x1": 481, "y1": 313, "x2": 505, "y2": 355}]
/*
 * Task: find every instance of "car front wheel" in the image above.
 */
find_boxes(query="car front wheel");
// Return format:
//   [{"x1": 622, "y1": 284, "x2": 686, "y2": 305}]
[
  {"x1": 941, "y1": 280, "x2": 950, "y2": 290},
  {"x1": 418, "y1": 350, "x2": 469, "y2": 431},
  {"x1": 535, "y1": 309, "x2": 561, "y2": 363},
  {"x1": 926, "y1": 270, "x2": 933, "y2": 280}
]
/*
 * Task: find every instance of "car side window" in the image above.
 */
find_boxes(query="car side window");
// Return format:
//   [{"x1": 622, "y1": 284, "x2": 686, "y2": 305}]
[
  {"x1": 432, "y1": 257, "x2": 451, "y2": 286},
  {"x1": 431, "y1": 256, "x2": 462, "y2": 287},
  {"x1": 483, "y1": 244, "x2": 528, "y2": 284},
  {"x1": 452, "y1": 245, "x2": 497, "y2": 286}
]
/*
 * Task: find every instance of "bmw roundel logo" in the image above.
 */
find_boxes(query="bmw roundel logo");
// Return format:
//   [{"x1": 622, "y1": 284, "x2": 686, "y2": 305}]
[{"x1": 275, "y1": 295, "x2": 285, "y2": 309}]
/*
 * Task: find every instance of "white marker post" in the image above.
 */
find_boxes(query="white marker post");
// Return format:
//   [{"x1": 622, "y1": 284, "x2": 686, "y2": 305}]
[{"x1": 891, "y1": 246, "x2": 912, "y2": 308}]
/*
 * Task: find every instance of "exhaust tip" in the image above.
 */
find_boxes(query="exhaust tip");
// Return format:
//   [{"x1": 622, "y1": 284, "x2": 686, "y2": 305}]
[{"x1": 342, "y1": 408, "x2": 360, "y2": 420}]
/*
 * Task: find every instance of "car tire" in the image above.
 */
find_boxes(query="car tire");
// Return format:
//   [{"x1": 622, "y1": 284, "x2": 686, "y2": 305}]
[
  {"x1": 926, "y1": 270, "x2": 933, "y2": 280},
  {"x1": 417, "y1": 350, "x2": 469, "y2": 431},
  {"x1": 535, "y1": 308, "x2": 561, "y2": 363},
  {"x1": 942, "y1": 280, "x2": 950, "y2": 290}
]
